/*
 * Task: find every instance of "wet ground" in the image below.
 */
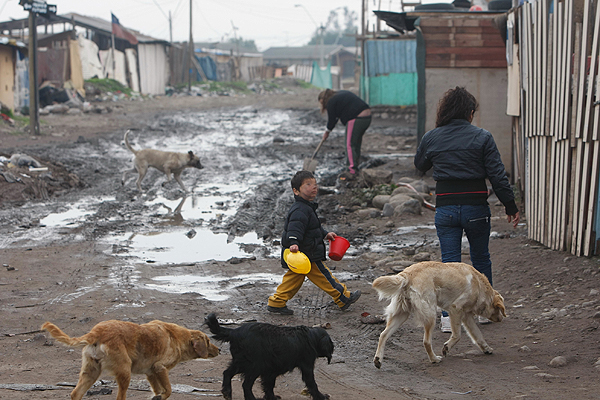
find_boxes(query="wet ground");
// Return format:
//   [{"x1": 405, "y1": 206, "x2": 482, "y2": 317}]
[{"x1": 1, "y1": 87, "x2": 600, "y2": 400}]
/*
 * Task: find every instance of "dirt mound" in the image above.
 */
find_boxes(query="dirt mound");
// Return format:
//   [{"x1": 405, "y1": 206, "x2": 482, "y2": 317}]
[{"x1": 0, "y1": 154, "x2": 85, "y2": 206}]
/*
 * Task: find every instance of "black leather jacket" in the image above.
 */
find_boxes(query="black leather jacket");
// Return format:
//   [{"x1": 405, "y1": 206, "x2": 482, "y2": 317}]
[
  {"x1": 281, "y1": 195, "x2": 328, "y2": 267},
  {"x1": 414, "y1": 119, "x2": 518, "y2": 215}
]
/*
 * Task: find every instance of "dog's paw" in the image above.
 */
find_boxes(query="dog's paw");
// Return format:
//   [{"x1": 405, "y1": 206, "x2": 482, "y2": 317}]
[
  {"x1": 442, "y1": 344, "x2": 449, "y2": 356},
  {"x1": 373, "y1": 356, "x2": 382, "y2": 369},
  {"x1": 430, "y1": 355, "x2": 443, "y2": 363},
  {"x1": 483, "y1": 346, "x2": 493, "y2": 354}
]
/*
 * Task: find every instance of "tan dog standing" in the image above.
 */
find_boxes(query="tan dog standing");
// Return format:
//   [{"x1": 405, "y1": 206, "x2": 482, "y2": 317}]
[
  {"x1": 42, "y1": 320, "x2": 219, "y2": 400},
  {"x1": 372, "y1": 261, "x2": 506, "y2": 367},
  {"x1": 122, "y1": 130, "x2": 203, "y2": 192}
]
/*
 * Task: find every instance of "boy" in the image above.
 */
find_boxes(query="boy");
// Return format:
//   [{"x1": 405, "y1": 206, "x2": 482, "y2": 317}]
[{"x1": 267, "y1": 170, "x2": 361, "y2": 315}]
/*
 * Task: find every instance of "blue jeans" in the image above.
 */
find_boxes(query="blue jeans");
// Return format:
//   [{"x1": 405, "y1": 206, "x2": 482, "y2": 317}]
[{"x1": 435, "y1": 205, "x2": 492, "y2": 286}]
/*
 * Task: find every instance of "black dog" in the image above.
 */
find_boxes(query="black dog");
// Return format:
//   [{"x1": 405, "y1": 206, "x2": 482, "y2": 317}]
[{"x1": 205, "y1": 313, "x2": 333, "y2": 400}]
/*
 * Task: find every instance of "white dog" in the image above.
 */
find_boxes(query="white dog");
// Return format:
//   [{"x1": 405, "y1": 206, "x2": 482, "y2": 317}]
[
  {"x1": 373, "y1": 261, "x2": 506, "y2": 367},
  {"x1": 121, "y1": 130, "x2": 202, "y2": 192}
]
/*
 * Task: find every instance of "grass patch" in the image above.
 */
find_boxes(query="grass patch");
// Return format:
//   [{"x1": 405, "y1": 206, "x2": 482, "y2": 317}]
[
  {"x1": 295, "y1": 79, "x2": 314, "y2": 89},
  {"x1": 85, "y1": 78, "x2": 133, "y2": 96}
]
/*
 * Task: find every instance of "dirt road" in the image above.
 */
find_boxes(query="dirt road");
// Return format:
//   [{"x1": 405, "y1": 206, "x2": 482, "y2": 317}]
[{"x1": 1, "y1": 82, "x2": 599, "y2": 400}]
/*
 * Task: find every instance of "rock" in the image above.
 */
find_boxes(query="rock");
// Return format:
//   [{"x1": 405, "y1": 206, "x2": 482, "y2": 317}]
[
  {"x1": 385, "y1": 220, "x2": 395, "y2": 228},
  {"x1": 355, "y1": 208, "x2": 380, "y2": 219},
  {"x1": 372, "y1": 195, "x2": 391, "y2": 210},
  {"x1": 402, "y1": 248, "x2": 416, "y2": 256},
  {"x1": 362, "y1": 169, "x2": 393, "y2": 186},
  {"x1": 388, "y1": 194, "x2": 413, "y2": 208},
  {"x1": 548, "y1": 356, "x2": 567, "y2": 367},
  {"x1": 592, "y1": 311, "x2": 600, "y2": 319},
  {"x1": 391, "y1": 187, "x2": 414, "y2": 196},
  {"x1": 522, "y1": 366, "x2": 540, "y2": 370},
  {"x1": 272, "y1": 137, "x2": 284, "y2": 143},
  {"x1": 413, "y1": 252, "x2": 431, "y2": 262},
  {"x1": 519, "y1": 345, "x2": 531, "y2": 352},
  {"x1": 185, "y1": 229, "x2": 196, "y2": 239},
  {"x1": 394, "y1": 199, "x2": 422, "y2": 215},
  {"x1": 382, "y1": 203, "x2": 395, "y2": 217},
  {"x1": 397, "y1": 177, "x2": 415, "y2": 184},
  {"x1": 411, "y1": 180, "x2": 430, "y2": 193},
  {"x1": 535, "y1": 373, "x2": 556, "y2": 379},
  {"x1": 590, "y1": 289, "x2": 599, "y2": 296}
]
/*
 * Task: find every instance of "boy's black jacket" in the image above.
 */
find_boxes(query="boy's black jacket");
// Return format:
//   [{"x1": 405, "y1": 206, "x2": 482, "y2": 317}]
[{"x1": 281, "y1": 195, "x2": 328, "y2": 267}]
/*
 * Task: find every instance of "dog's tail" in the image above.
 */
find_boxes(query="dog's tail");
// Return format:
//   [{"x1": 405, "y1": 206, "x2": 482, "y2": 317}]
[
  {"x1": 41, "y1": 322, "x2": 91, "y2": 347},
  {"x1": 372, "y1": 274, "x2": 408, "y2": 301},
  {"x1": 204, "y1": 313, "x2": 232, "y2": 342},
  {"x1": 123, "y1": 130, "x2": 137, "y2": 155}
]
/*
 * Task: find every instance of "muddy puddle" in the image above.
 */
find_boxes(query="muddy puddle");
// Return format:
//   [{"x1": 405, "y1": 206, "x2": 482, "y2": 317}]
[{"x1": 0, "y1": 106, "x2": 433, "y2": 300}]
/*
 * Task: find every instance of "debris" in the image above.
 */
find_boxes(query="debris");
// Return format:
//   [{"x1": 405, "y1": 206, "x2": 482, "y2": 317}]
[
  {"x1": 360, "y1": 312, "x2": 385, "y2": 324},
  {"x1": 312, "y1": 322, "x2": 332, "y2": 329},
  {"x1": 9, "y1": 153, "x2": 42, "y2": 168}
]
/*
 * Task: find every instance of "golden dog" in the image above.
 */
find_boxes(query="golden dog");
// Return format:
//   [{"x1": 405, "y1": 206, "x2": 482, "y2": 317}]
[
  {"x1": 121, "y1": 130, "x2": 203, "y2": 192},
  {"x1": 42, "y1": 320, "x2": 219, "y2": 400},
  {"x1": 372, "y1": 261, "x2": 506, "y2": 367}
]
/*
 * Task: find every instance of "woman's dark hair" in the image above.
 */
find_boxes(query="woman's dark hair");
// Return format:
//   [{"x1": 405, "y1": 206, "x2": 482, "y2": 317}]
[
  {"x1": 435, "y1": 86, "x2": 479, "y2": 127},
  {"x1": 291, "y1": 170, "x2": 315, "y2": 190},
  {"x1": 318, "y1": 89, "x2": 337, "y2": 114}
]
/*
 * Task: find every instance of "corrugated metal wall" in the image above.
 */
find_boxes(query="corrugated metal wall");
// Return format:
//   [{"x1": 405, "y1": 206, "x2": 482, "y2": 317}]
[{"x1": 364, "y1": 39, "x2": 417, "y2": 106}]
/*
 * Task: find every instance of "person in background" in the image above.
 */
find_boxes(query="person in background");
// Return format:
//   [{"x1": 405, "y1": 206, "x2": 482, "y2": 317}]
[
  {"x1": 414, "y1": 86, "x2": 519, "y2": 332},
  {"x1": 318, "y1": 89, "x2": 371, "y2": 180},
  {"x1": 267, "y1": 170, "x2": 361, "y2": 315}
]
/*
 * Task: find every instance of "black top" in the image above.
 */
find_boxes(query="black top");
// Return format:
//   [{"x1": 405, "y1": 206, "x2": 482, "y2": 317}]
[
  {"x1": 281, "y1": 195, "x2": 328, "y2": 266},
  {"x1": 325, "y1": 90, "x2": 370, "y2": 131},
  {"x1": 414, "y1": 119, "x2": 518, "y2": 215}
]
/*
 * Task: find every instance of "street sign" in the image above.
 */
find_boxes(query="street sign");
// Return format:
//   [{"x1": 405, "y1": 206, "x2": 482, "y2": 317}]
[{"x1": 21, "y1": 0, "x2": 57, "y2": 16}]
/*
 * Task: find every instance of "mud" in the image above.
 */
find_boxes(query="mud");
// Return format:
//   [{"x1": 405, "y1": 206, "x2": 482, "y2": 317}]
[{"x1": 1, "y1": 83, "x2": 600, "y2": 400}]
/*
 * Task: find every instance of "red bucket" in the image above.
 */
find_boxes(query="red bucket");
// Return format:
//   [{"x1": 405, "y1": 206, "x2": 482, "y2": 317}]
[{"x1": 328, "y1": 236, "x2": 350, "y2": 261}]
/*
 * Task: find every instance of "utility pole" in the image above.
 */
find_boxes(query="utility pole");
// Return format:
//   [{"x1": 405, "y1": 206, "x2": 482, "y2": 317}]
[
  {"x1": 27, "y1": 9, "x2": 39, "y2": 135},
  {"x1": 169, "y1": 10, "x2": 172, "y2": 45},
  {"x1": 188, "y1": 0, "x2": 193, "y2": 91}
]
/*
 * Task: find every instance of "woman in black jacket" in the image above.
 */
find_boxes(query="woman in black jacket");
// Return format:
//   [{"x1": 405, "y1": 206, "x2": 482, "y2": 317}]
[
  {"x1": 414, "y1": 86, "x2": 519, "y2": 330},
  {"x1": 318, "y1": 89, "x2": 371, "y2": 180}
]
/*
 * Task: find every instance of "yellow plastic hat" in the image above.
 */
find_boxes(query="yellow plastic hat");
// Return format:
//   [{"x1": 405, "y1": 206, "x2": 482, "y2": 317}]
[{"x1": 283, "y1": 249, "x2": 311, "y2": 274}]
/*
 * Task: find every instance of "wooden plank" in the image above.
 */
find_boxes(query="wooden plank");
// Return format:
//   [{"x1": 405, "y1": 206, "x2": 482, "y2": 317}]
[
  {"x1": 425, "y1": 58, "x2": 507, "y2": 68},
  {"x1": 420, "y1": 26, "x2": 504, "y2": 34},
  {"x1": 584, "y1": 140, "x2": 600, "y2": 255},
  {"x1": 576, "y1": 141, "x2": 592, "y2": 255},
  {"x1": 540, "y1": 0, "x2": 548, "y2": 136},
  {"x1": 423, "y1": 33, "x2": 506, "y2": 41},
  {"x1": 570, "y1": 138, "x2": 584, "y2": 253},
  {"x1": 557, "y1": 1, "x2": 568, "y2": 140},
  {"x1": 582, "y1": 0, "x2": 600, "y2": 142},
  {"x1": 418, "y1": 17, "x2": 496, "y2": 27},
  {"x1": 425, "y1": 47, "x2": 507, "y2": 55},
  {"x1": 570, "y1": 23, "x2": 583, "y2": 144},
  {"x1": 424, "y1": 39, "x2": 506, "y2": 48},
  {"x1": 549, "y1": 1, "x2": 558, "y2": 138},
  {"x1": 561, "y1": 0, "x2": 574, "y2": 141},
  {"x1": 574, "y1": 0, "x2": 592, "y2": 139},
  {"x1": 561, "y1": 139, "x2": 572, "y2": 251},
  {"x1": 548, "y1": 138, "x2": 557, "y2": 248},
  {"x1": 525, "y1": 3, "x2": 534, "y2": 138}
]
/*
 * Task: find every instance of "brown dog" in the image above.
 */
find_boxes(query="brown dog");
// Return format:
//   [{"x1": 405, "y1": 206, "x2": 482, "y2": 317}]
[
  {"x1": 121, "y1": 130, "x2": 203, "y2": 192},
  {"x1": 372, "y1": 261, "x2": 506, "y2": 367},
  {"x1": 42, "y1": 320, "x2": 219, "y2": 400}
]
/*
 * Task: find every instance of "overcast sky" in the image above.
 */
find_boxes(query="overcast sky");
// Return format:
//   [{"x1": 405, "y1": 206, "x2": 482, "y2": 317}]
[{"x1": 0, "y1": 0, "x2": 405, "y2": 51}]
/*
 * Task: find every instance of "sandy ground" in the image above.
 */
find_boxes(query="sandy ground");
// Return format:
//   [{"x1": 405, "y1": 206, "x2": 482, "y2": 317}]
[{"x1": 1, "y1": 83, "x2": 600, "y2": 400}]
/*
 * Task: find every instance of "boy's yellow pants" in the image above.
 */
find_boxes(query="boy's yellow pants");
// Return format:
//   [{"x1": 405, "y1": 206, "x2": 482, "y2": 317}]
[{"x1": 268, "y1": 260, "x2": 351, "y2": 309}]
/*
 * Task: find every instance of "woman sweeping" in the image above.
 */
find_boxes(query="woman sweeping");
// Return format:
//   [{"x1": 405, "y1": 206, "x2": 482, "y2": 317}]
[{"x1": 318, "y1": 89, "x2": 371, "y2": 180}]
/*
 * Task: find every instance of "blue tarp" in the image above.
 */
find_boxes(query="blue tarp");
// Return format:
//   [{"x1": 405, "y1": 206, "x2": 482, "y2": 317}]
[
  {"x1": 195, "y1": 55, "x2": 217, "y2": 81},
  {"x1": 310, "y1": 61, "x2": 332, "y2": 89}
]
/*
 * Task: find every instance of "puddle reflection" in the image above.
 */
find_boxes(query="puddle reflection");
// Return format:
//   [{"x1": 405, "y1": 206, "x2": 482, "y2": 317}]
[
  {"x1": 146, "y1": 272, "x2": 281, "y2": 301},
  {"x1": 114, "y1": 230, "x2": 264, "y2": 264}
]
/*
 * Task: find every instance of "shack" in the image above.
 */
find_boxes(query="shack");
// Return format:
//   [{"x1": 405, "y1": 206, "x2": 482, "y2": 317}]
[{"x1": 0, "y1": 37, "x2": 28, "y2": 113}]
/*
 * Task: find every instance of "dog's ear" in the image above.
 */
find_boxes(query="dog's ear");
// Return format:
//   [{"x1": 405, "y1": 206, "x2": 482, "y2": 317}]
[
  {"x1": 493, "y1": 292, "x2": 507, "y2": 317},
  {"x1": 188, "y1": 150, "x2": 194, "y2": 158},
  {"x1": 192, "y1": 336, "x2": 209, "y2": 358}
]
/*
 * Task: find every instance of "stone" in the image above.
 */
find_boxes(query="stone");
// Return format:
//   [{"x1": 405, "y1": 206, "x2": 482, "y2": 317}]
[
  {"x1": 548, "y1": 356, "x2": 567, "y2": 367},
  {"x1": 413, "y1": 252, "x2": 431, "y2": 262},
  {"x1": 411, "y1": 180, "x2": 430, "y2": 193},
  {"x1": 394, "y1": 199, "x2": 422, "y2": 215},
  {"x1": 362, "y1": 169, "x2": 393, "y2": 186},
  {"x1": 355, "y1": 208, "x2": 380, "y2": 219},
  {"x1": 388, "y1": 194, "x2": 413, "y2": 208},
  {"x1": 372, "y1": 195, "x2": 391, "y2": 210},
  {"x1": 519, "y1": 345, "x2": 531, "y2": 352},
  {"x1": 382, "y1": 203, "x2": 395, "y2": 217}
]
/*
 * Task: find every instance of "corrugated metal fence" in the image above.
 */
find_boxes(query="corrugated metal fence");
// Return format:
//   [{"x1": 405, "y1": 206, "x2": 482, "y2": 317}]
[{"x1": 364, "y1": 39, "x2": 418, "y2": 106}]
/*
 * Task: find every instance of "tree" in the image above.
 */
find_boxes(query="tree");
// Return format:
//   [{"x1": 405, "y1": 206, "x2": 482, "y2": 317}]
[{"x1": 307, "y1": 7, "x2": 357, "y2": 47}]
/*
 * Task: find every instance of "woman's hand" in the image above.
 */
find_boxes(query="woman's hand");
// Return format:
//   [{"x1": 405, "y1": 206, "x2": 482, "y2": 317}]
[
  {"x1": 508, "y1": 211, "x2": 520, "y2": 228},
  {"x1": 322, "y1": 130, "x2": 330, "y2": 141},
  {"x1": 289, "y1": 244, "x2": 299, "y2": 253}
]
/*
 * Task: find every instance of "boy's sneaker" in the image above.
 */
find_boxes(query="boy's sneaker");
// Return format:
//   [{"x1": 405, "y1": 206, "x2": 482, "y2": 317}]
[
  {"x1": 440, "y1": 316, "x2": 452, "y2": 333},
  {"x1": 478, "y1": 316, "x2": 491, "y2": 324},
  {"x1": 340, "y1": 290, "x2": 361, "y2": 310},
  {"x1": 267, "y1": 305, "x2": 294, "y2": 315}
]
